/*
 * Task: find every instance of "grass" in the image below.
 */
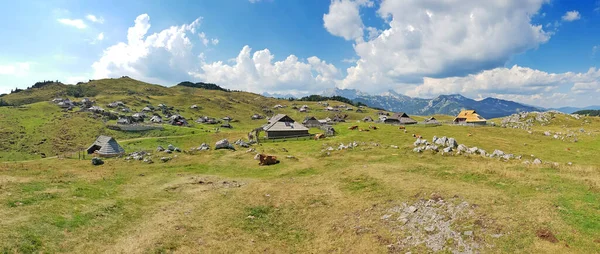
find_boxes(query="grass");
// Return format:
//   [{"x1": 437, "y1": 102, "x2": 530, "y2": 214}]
[{"x1": 0, "y1": 78, "x2": 599, "y2": 252}]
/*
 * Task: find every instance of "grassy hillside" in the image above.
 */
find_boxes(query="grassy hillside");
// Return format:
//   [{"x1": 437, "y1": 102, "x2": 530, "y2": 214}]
[{"x1": 0, "y1": 78, "x2": 599, "y2": 253}]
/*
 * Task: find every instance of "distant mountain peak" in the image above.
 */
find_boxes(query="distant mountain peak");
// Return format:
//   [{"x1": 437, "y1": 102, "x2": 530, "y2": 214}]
[
  {"x1": 321, "y1": 87, "x2": 366, "y2": 99},
  {"x1": 328, "y1": 88, "x2": 541, "y2": 118}
]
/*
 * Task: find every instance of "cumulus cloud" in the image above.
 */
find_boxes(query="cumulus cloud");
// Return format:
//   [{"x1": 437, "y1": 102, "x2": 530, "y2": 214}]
[
  {"x1": 323, "y1": 0, "x2": 373, "y2": 41},
  {"x1": 58, "y1": 18, "x2": 87, "y2": 29},
  {"x1": 324, "y1": 0, "x2": 551, "y2": 93},
  {"x1": 65, "y1": 76, "x2": 89, "y2": 84},
  {"x1": 572, "y1": 81, "x2": 600, "y2": 94},
  {"x1": 86, "y1": 14, "x2": 104, "y2": 24},
  {"x1": 562, "y1": 10, "x2": 581, "y2": 22},
  {"x1": 0, "y1": 62, "x2": 31, "y2": 76},
  {"x1": 192, "y1": 46, "x2": 340, "y2": 95},
  {"x1": 92, "y1": 14, "x2": 204, "y2": 84},
  {"x1": 404, "y1": 65, "x2": 600, "y2": 107}
]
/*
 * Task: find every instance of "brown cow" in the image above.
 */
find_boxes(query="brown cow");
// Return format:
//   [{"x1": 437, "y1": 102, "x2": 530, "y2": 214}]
[
  {"x1": 258, "y1": 154, "x2": 280, "y2": 166},
  {"x1": 398, "y1": 126, "x2": 406, "y2": 130},
  {"x1": 348, "y1": 125, "x2": 359, "y2": 130},
  {"x1": 369, "y1": 125, "x2": 378, "y2": 130},
  {"x1": 314, "y1": 133, "x2": 325, "y2": 140}
]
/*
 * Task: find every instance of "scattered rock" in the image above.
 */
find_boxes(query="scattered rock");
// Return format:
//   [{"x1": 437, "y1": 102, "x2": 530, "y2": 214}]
[
  {"x1": 446, "y1": 138, "x2": 457, "y2": 148},
  {"x1": 91, "y1": 157, "x2": 104, "y2": 166},
  {"x1": 404, "y1": 206, "x2": 418, "y2": 213},
  {"x1": 143, "y1": 158, "x2": 154, "y2": 164},
  {"x1": 491, "y1": 149, "x2": 505, "y2": 158},
  {"x1": 533, "y1": 158, "x2": 542, "y2": 165},
  {"x1": 442, "y1": 147, "x2": 453, "y2": 153},
  {"x1": 156, "y1": 146, "x2": 165, "y2": 152},
  {"x1": 167, "y1": 144, "x2": 175, "y2": 151},
  {"x1": 390, "y1": 145, "x2": 399, "y2": 149},
  {"x1": 160, "y1": 157, "x2": 171, "y2": 163},
  {"x1": 196, "y1": 143, "x2": 210, "y2": 151},
  {"x1": 215, "y1": 139, "x2": 235, "y2": 150}
]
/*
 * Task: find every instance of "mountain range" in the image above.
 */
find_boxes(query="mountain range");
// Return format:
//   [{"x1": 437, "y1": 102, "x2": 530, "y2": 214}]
[{"x1": 321, "y1": 88, "x2": 540, "y2": 119}]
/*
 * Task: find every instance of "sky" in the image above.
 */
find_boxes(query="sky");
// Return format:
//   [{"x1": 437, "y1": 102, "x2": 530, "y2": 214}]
[{"x1": 1, "y1": 0, "x2": 600, "y2": 108}]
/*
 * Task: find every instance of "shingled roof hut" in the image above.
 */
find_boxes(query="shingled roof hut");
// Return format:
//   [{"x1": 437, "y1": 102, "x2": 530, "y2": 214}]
[
  {"x1": 384, "y1": 112, "x2": 417, "y2": 125},
  {"x1": 263, "y1": 114, "x2": 309, "y2": 139},
  {"x1": 87, "y1": 135, "x2": 125, "y2": 157},
  {"x1": 453, "y1": 110, "x2": 487, "y2": 125},
  {"x1": 424, "y1": 117, "x2": 440, "y2": 125},
  {"x1": 302, "y1": 116, "x2": 321, "y2": 128}
]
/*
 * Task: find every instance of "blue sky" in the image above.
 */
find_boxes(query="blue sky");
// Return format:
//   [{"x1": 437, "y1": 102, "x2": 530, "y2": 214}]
[{"x1": 1, "y1": 0, "x2": 600, "y2": 107}]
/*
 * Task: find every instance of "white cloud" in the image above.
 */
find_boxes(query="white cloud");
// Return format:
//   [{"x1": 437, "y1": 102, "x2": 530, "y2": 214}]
[
  {"x1": 0, "y1": 62, "x2": 31, "y2": 76},
  {"x1": 562, "y1": 11, "x2": 581, "y2": 22},
  {"x1": 342, "y1": 57, "x2": 357, "y2": 63},
  {"x1": 65, "y1": 76, "x2": 89, "y2": 84},
  {"x1": 57, "y1": 18, "x2": 87, "y2": 29},
  {"x1": 97, "y1": 32, "x2": 104, "y2": 41},
  {"x1": 325, "y1": 0, "x2": 551, "y2": 93},
  {"x1": 211, "y1": 38, "x2": 219, "y2": 45},
  {"x1": 572, "y1": 81, "x2": 600, "y2": 94},
  {"x1": 92, "y1": 14, "x2": 204, "y2": 84},
  {"x1": 86, "y1": 14, "x2": 104, "y2": 24},
  {"x1": 192, "y1": 46, "x2": 340, "y2": 95},
  {"x1": 199, "y1": 32, "x2": 209, "y2": 46},
  {"x1": 323, "y1": 0, "x2": 373, "y2": 41},
  {"x1": 404, "y1": 65, "x2": 600, "y2": 107}
]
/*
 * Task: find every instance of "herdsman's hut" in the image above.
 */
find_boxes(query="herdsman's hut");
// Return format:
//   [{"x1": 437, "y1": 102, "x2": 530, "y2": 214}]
[
  {"x1": 87, "y1": 135, "x2": 125, "y2": 157},
  {"x1": 454, "y1": 110, "x2": 487, "y2": 125},
  {"x1": 424, "y1": 117, "x2": 440, "y2": 125},
  {"x1": 150, "y1": 115, "x2": 162, "y2": 123},
  {"x1": 302, "y1": 116, "x2": 321, "y2": 128},
  {"x1": 384, "y1": 112, "x2": 417, "y2": 125},
  {"x1": 263, "y1": 114, "x2": 309, "y2": 139}
]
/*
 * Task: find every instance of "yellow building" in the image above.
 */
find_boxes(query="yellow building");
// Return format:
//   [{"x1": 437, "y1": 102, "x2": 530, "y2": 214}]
[{"x1": 453, "y1": 110, "x2": 487, "y2": 125}]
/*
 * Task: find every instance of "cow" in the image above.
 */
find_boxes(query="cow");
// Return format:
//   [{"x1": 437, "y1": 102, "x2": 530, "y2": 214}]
[
  {"x1": 314, "y1": 133, "x2": 325, "y2": 140},
  {"x1": 348, "y1": 125, "x2": 359, "y2": 130},
  {"x1": 369, "y1": 125, "x2": 379, "y2": 130},
  {"x1": 398, "y1": 126, "x2": 406, "y2": 130},
  {"x1": 467, "y1": 133, "x2": 473, "y2": 137},
  {"x1": 258, "y1": 154, "x2": 280, "y2": 166}
]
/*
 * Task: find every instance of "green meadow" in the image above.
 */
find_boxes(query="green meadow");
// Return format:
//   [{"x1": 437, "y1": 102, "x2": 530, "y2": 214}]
[{"x1": 1, "y1": 78, "x2": 599, "y2": 253}]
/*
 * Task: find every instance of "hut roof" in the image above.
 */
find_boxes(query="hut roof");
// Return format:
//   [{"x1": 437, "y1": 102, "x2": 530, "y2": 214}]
[
  {"x1": 454, "y1": 110, "x2": 486, "y2": 123},
  {"x1": 424, "y1": 117, "x2": 440, "y2": 124},
  {"x1": 389, "y1": 112, "x2": 417, "y2": 124},
  {"x1": 263, "y1": 114, "x2": 308, "y2": 132},
  {"x1": 117, "y1": 118, "x2": 130, "y2": 124},
  {"x1": 87, "y1": 136, "x2": 125, "y2": 156},
  {"x1": 302, "y1": 116, "x2": 319, "y2": 123},
  {"x1": 150, "y1": 115, "x2": 162, "y2": 122}
]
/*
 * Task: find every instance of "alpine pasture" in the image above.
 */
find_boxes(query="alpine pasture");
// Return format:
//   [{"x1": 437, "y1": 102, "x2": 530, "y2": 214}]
[{"x1": 1, "y1": 77, "x2": 599, "y2": 253}]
